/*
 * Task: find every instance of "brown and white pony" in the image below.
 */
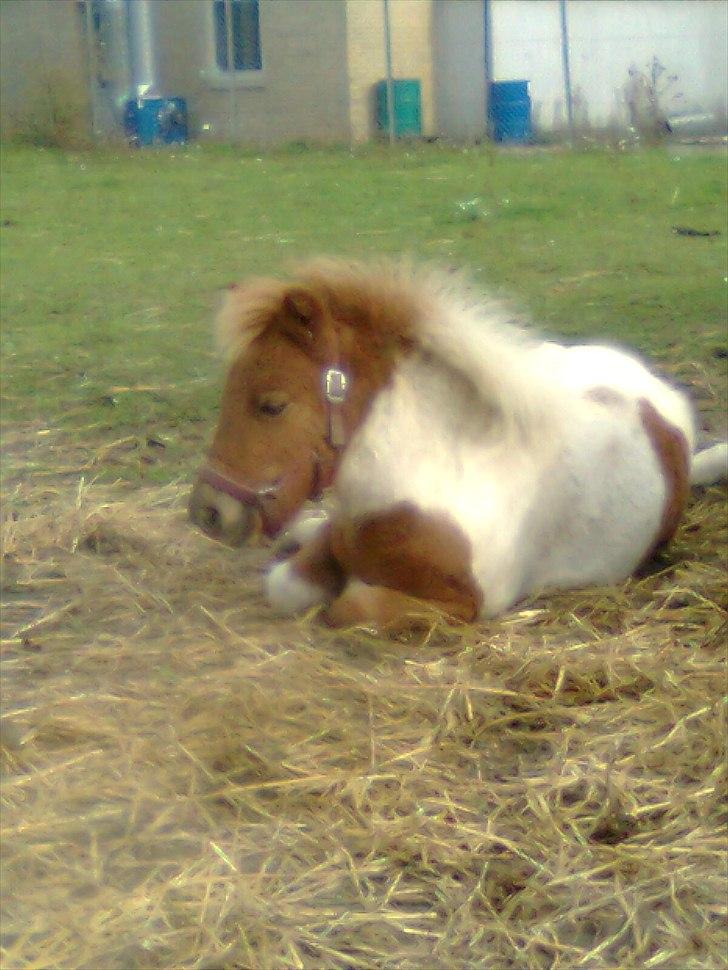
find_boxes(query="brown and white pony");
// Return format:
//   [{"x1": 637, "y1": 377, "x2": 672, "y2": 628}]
[{"x1": 189, "y1": 260, "x2": 727, "y2": 629}]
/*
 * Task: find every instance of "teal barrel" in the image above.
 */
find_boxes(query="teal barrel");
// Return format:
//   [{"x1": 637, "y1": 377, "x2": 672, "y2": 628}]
[
  {"x1": 488, "y1": 80, "x2": 532, "y2": 143},
  {"x1": 375, "y1": 79, "x2": 422, "y2": 137}
]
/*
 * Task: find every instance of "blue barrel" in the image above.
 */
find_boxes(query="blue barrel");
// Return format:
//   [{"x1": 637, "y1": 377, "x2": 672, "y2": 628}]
[
  {"x1": 375, "y1": 79, "x2": 422, "y2": 137},
  {"x1": 488, "y1": 80, "x2": 532, "y2": 143},
  {"x1": 123, "y1": 97, "x2": 188, "y2": 147}
]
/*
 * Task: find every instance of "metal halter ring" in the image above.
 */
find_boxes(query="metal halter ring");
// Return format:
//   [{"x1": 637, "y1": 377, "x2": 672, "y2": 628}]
[{"x1": 324, "y1": 367, "x2": 348, "y2": 404}]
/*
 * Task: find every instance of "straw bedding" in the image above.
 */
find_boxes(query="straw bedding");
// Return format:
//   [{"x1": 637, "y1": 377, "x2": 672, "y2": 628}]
[{"x1": 1, "y1": 436, "x2": 726, "y2": 968}]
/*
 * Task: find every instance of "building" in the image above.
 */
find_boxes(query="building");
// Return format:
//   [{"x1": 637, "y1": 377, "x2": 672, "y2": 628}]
[{"x1": 1, "y1": 0, "x2": 726, "y2": 146}]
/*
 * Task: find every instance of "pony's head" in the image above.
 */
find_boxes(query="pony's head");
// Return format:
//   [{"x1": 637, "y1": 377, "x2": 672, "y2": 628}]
[
  {"x1": 189, "y1": 262, "x2": 416, "y2": 546},
  {"x1": 189, "y1": 278, "x2": 350, "y2": 545}
]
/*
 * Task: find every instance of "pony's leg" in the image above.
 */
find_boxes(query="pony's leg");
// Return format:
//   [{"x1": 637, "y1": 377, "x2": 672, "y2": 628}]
[
  {"x1": 322, "y1": 579, "x2": 474, "y2": 631},
  {"x1": 265, "y1": 522, "x2": 344, "y2": 615},
  {"x1": 322, "y1": 503, "x2": 482, "y2": 631},
  {"x1": 274, "y1": 507, "x2": 330, "y2": 559}
]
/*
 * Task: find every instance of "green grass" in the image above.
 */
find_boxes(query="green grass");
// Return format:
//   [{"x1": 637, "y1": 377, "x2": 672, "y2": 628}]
[{"x1": 1, "y1": 142, "x2": 726, "y2": 484}]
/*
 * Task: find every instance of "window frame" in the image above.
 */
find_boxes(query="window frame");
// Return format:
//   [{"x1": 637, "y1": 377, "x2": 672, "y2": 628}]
[{"x1": 203, "y1": 0, "x2": 265, "y2": 89}]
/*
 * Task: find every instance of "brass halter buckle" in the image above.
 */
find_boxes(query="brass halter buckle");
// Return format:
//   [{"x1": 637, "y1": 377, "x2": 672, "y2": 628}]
[
  {"x1": 323, "y1": 367, "x2": 348, "y2": 450},
  {"x1": 324, "y1": 367, "x2": 348, "y2": 404}
]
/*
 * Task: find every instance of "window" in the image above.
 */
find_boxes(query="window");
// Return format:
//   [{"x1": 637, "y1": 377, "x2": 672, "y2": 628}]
[{"x1": 213, "y1": 0, "x2": 262, "y2": 72}]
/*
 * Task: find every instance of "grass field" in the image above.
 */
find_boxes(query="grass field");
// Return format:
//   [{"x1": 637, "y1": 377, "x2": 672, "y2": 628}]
[
  {"x1": 2, "y1": 143, "x2": 726, "y2": 482},
  {"x1": 1, "y1": 143, "x2": 727, "y2": 969}
]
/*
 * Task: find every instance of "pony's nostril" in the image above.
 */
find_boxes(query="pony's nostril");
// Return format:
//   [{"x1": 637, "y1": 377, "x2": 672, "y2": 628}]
[
  {"x1": 201, "y1": 506, "x2": 221, "y2": 533},
  {"x1": 189, "y1": 480, "x2": 256, "y2": 546}
]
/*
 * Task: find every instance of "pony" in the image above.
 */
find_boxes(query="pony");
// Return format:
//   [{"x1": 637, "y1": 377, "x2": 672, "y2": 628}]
[{"x1": 189, "y1": 259, "x2": 727, "y2": 629}]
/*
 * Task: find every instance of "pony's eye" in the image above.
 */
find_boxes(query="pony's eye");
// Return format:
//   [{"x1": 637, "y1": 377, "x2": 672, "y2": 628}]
[{"x1": 258, "y1": 399, "x2": 287, "y2": 417}]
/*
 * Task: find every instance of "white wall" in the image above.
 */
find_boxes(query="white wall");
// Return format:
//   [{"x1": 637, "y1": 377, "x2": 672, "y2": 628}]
[{"x1": 490, "y1": 0, "x2": 728, "y2": 131}]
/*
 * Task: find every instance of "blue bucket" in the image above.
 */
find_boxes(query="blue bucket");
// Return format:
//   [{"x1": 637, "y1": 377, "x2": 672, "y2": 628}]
[
  {"x1": 123, "y1": 97, "x2": 188, "y2": 147},
  {"x1": 488, "y1": 81, "x2": 531, "y2": 143}
]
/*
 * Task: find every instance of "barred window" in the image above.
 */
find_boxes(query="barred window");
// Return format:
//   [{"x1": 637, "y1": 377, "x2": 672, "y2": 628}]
[{"x1": 213, "y1": 0, "x2": 262, "y2": 72}]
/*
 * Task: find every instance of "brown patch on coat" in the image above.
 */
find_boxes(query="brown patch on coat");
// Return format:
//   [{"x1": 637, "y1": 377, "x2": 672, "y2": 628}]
[
  {"x1": 322, "y1": 582, "x2": 452, "y2": 632},
  {"x1": 639, "y1": 398, "x2": 690, "y2": 555},
  {"x1": 280, "y1": 503, "x2": 481, "y2": 629},
  {"x1": 286, "y1": 523, "x2": 346, "y2": 601},
  {"x1": 329, "y1": 502, "x2": 482, "y2": 624}
]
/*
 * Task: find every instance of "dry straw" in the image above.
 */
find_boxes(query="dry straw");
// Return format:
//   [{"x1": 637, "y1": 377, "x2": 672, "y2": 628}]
[{"x1": 1, "y1": 441, "x2": 726, "y2": 968}]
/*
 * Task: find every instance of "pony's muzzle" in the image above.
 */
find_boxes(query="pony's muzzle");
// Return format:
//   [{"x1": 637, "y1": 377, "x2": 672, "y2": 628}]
[{"x1": 188, "y1": 478, "x2": 256, "y2": 547}]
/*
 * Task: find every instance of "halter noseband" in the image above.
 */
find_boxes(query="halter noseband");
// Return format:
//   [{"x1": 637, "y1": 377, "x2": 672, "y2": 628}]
[{"x1": 197, "y1": 363, "x2": 350, "y2": 536}]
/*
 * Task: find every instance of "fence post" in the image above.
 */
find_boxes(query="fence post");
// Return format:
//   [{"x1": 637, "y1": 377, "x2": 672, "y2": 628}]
[
  {"x1": 383, "y1": 0, "x2": 396, "y2": 144},
  {"x1": 559, "y1": 0, "x2": 575, "y2": 143}
]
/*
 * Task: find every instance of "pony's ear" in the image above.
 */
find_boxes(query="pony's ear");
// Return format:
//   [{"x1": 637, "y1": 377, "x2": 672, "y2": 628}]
[
  {"x1": 283, "y1": 288, "x2": 321, "y2": 323},
  {"x1": 280, "y1": 287, "x2": 328, "y2": 352}
]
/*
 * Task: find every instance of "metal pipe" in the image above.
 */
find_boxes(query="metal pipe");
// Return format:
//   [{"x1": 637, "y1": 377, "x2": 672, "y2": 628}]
[
  {"x1": 101, "y1": 0, "x2": 133, "y2": 115},
  {"x1": 127, "y1": 0, "x2": 157, "y2": 98},
  {"x1": 225, "y1": 0, "x2": 235, "y2": 138},
  {"x1": 383, "y1": 0, "x2": 395, "y2": 144},
  {"x1": 559, "y1": 0, "x2": 574, "y2": 142},
  {"x1": 82, "y1": 0, "x2": 99, "y2": 136},
  {"x1": 483, "y1": 0, "x2": 493, "y2": 86},
  {"x1": 484, "y1": 0, "x2": 493, "y2": 140}
]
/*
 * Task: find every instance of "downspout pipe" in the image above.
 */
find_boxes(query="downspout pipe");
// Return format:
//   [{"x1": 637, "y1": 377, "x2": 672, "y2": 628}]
[{"x1": 127, "y1": 0, "x2": 157, "y2": 99}]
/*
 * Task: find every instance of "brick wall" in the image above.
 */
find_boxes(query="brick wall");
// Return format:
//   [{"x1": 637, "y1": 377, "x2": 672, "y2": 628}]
[{"x1": 156, "y1": 0, "x2": 352, "y2": 145}]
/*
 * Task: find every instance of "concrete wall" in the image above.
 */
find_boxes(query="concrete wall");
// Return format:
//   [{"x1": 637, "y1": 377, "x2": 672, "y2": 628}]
[
  {"x1": 432, "y1": 0, "x2": 486, "y2": 139},
  {"x1": 490, "y1": 0, "x2": 728, "y2": 132},
  {"x1": 154, "y1": 0, "x2": 351, "y2": 145},
  {"x1": 345, "y1": 0, "x2": 435, "y2": 142},
  {"x1": 0, "y1": 0, "x2": 90, "y2": 141}
]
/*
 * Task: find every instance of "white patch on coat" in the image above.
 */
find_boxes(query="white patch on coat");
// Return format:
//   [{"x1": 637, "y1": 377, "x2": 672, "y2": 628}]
[
  {"x1": 332, "y1": 271, "x2": 700, "y2": 618},
  {"x1": 280, "y1": 510, "x2": 330, "y2": 548}
]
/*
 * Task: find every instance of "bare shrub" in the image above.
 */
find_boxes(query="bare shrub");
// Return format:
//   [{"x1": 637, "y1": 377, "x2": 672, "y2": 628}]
[{"x1": 8, "y1": 70, "x2": 92, "y2": 150}]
